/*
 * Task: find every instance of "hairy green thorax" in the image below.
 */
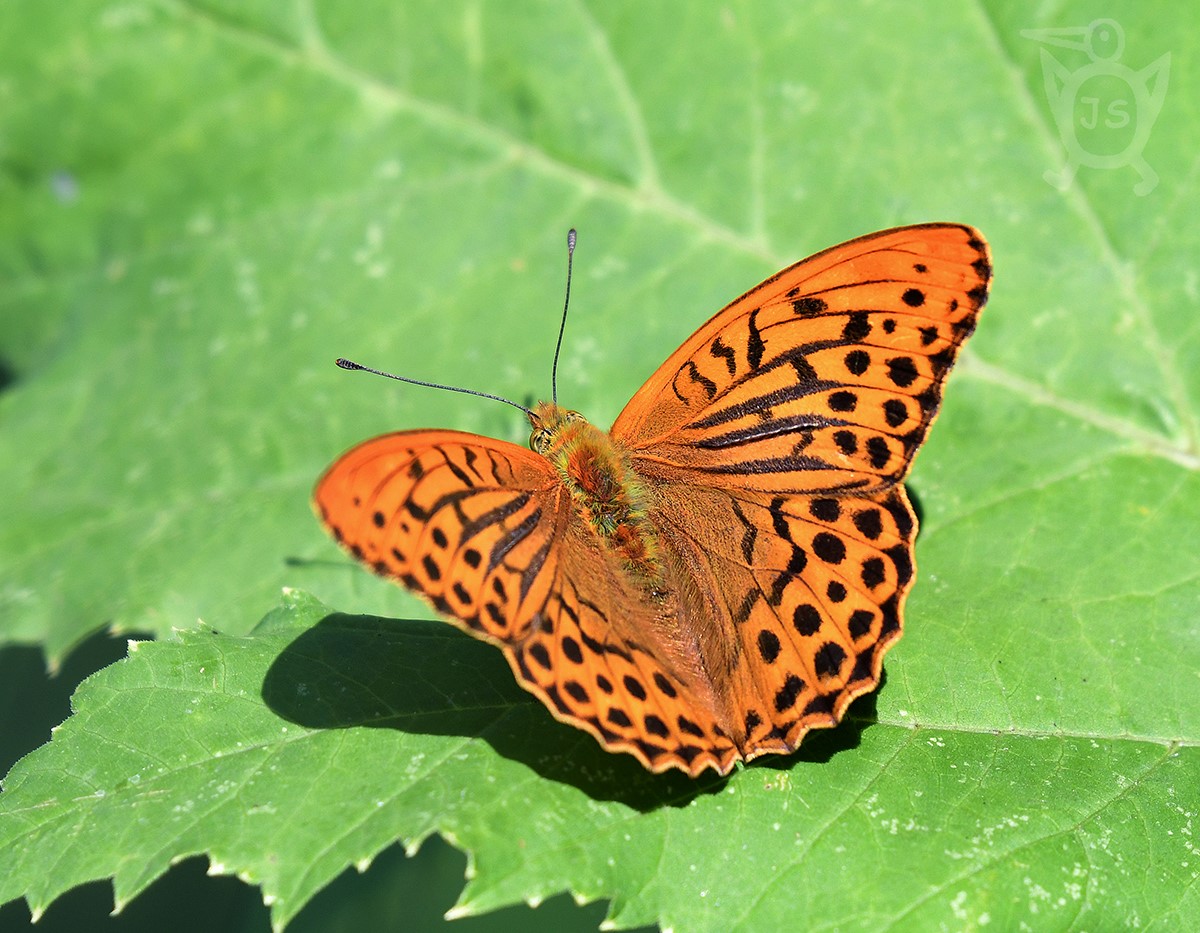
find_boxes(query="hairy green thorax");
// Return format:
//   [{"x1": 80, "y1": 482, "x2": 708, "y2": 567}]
[{"x1": 528, "y1": 401, "x2": 663, "y2": 586}]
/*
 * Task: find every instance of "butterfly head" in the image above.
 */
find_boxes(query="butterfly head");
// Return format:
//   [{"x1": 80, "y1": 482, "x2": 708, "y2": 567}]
[{"x1": 528, "y1": 402, "x2": 587, "y2": 455}]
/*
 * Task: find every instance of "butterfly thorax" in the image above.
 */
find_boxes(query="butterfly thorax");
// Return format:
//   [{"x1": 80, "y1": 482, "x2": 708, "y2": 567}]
[{"x1": 528, "y1": 401, "x2": 663, "y2": 588}]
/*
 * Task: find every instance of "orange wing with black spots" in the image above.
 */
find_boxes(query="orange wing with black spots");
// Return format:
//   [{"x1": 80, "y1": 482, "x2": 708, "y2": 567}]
[
  {"x1": 614, "y1": 224, "x2": 991, "y2": 494},
  {"x1": 314, "y1": 223, "x2": 991, "y2": 776},
  {"x1": 314, "y1": 431, "x2": 741, "y2": 775}
]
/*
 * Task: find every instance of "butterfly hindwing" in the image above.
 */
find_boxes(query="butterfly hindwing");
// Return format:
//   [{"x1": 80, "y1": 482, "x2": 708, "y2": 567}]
[{"x1": 649, "y1": 479, "x2": 916, "y2": 759}]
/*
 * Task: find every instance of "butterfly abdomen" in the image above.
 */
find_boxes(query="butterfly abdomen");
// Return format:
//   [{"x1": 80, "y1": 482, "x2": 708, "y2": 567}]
[{"x1": 529, "y1": 402, "x2": 663, "y2": 587}]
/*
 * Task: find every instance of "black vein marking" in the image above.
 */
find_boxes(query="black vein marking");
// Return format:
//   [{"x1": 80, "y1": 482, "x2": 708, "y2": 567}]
[
  {"x1": 692, "y1": 413, "x2": 831, "y2": 451},
  {"x1": 486, "y1": 506, "x2": 541, "y2": 574},
  {"x1": 699, "y1": 455, "x2": 847, "y2": 480},
  {"x1": 519, "y1": 536, "x2": 553, "y2": 601},
  {"x1": 439, "y1": 449, "x2": 476, "y2": 488},
  {"x1": 747, "y1": 308, "x2": 765, "y2": 369},
  {"x1": 768, "y1": 544, "x2": 809, "y2": 606},
  {"x1": 710, "y1": 336, "x2": 737, "y2": 375},
  {"x1": 732, "y1": 499, "x2": 757, "y2": 562},
  {"x1": 407, "y1": 460, "x2": 424, "y2": 480},
  {"x1": 734, "y1": 588, "x2": 760, "y2": 624},
  {"x1": 457, "y1": 492, "x2": 529, "y2": 544},
  {"x1": 675, "y1": 361, "x2": 718, "y2": 403}
]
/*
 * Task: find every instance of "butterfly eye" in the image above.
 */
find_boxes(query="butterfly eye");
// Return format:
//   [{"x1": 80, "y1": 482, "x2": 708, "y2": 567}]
[{"x1": 530, "y1": 428, "x2": 551, "y2": 453}]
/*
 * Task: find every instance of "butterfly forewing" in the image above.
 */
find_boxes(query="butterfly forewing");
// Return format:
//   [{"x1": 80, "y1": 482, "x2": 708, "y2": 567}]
[
  {"x1": 613, "y1": 224, "x2": 992, "y2": 495},
  {"x1": 314, "y1": 431, "x2": 566, "y2": 643}
]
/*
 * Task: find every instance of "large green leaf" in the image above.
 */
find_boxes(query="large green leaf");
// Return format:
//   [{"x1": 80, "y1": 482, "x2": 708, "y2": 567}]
[
  {"x1": 2, "y1": 1, "x2": 1197, "y2": 930},
  {"x1": 3, "y1": 592, "x2": 1195, "y2": 931}
]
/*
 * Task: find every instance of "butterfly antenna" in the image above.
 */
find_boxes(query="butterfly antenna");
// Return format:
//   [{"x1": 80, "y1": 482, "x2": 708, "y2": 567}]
[
  {"x1": 334, "y1": 359, "x2": 534, "y2": 416},
  {"x1": 550, "y1": 228, "x2": 577, "y2": 406}
]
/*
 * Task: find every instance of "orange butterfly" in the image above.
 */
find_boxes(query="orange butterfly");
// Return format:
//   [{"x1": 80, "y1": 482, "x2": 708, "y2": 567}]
[{"x1": 314, "y1": 225, "x2": 991, "y2": 776}]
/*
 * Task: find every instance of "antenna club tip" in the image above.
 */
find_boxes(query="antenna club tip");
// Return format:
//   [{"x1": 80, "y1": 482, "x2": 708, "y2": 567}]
[
  {"x1": 567, "y1": 228, "x2": 577, "y2": 250},
  {"x1": 335, "y1": 358, "x2": 361, "y2": 370}
]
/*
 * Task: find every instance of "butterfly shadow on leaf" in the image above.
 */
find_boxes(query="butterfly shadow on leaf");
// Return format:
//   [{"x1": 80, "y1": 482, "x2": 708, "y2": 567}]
[{"x1": 261, "y1": 611, "x2": 726, "y2": 810}]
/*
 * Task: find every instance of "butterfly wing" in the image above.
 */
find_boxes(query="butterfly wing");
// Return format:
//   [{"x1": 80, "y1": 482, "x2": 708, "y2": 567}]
[
  {"x1": 314, "y1": 431, "x2": 564, "y2": 643},
  {"x1": 649, "y1": 481, "x2": 915, "y2": 761},
  {"x1": 314, "y1": 431, "x2": 740, "y2": 775},
  {"x1": 615, "y1": 224, "x2": 991, "y2": 759},
  {"x1": 613, "y1": 224, "x2": 991, "y2": 494}
]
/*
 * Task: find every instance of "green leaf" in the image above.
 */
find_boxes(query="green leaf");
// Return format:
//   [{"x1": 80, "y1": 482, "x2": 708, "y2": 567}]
[
  {"x1": 2, "y1": 1, "x2": 1198, "y2": 930},
  {"x1": 2, "y1": 592, "x2": 1194, "y2": 931}
]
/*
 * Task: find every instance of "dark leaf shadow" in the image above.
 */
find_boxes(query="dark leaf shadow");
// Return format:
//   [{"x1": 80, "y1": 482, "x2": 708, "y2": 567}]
[{"x1": 262, "y1": 612, "x2": 724, "y2": 810}]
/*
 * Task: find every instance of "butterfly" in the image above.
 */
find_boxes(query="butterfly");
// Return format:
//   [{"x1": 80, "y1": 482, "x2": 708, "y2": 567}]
[{"x1": 314, "y1": 224, "x2": 991, "y2": 776}]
